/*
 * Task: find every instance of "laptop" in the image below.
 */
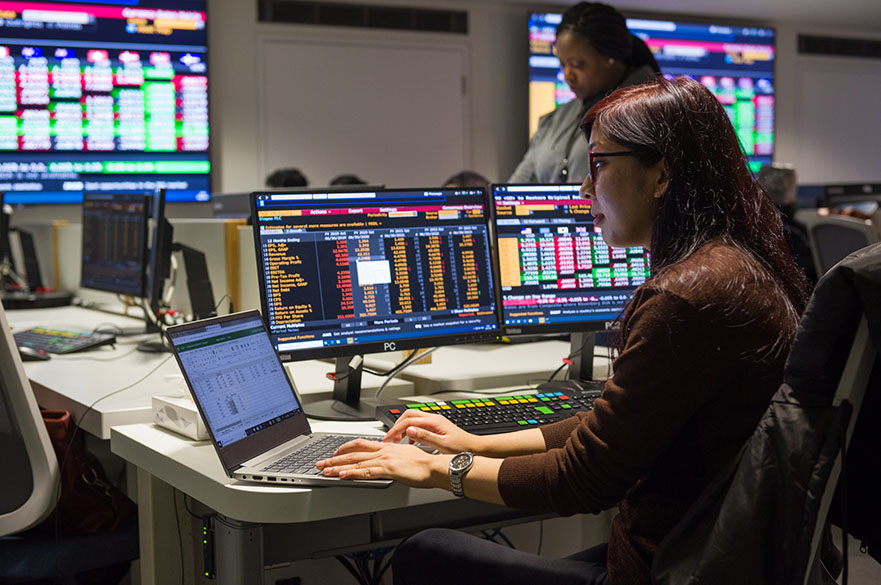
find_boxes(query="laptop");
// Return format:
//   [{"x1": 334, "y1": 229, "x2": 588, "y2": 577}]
[{"x1": 165, "y1": 310, "x2": 392, "y2": 488}]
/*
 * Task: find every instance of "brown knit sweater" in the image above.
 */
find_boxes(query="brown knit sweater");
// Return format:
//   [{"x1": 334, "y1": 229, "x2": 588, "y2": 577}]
[{"x1": 497, "y1": 240, "x2": 799, "y2": 585}]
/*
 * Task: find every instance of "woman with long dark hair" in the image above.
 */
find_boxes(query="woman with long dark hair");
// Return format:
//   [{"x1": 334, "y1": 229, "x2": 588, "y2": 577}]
[
  {"x1": 317, "y1": 77, "x2": 809, "y2": 585},
  {"x1": 509, "y1": 2, "x2": 659, "y2": 184}
]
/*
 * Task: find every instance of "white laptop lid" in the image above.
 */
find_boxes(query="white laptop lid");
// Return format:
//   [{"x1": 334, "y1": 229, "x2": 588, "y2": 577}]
[{"x1": 166, "y1": 310, "x2": 313, "y2": 475}]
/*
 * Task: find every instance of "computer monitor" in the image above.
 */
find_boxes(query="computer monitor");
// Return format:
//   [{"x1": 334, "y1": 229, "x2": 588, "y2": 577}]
[
  {"x1": 210, "y1": 192, "x2": 253, "y2": 220},
  {"x1": 528, "y1": 13, "x2": 775, "y2": 172},
  {"x1": 0, "y1": 1, "x2": 210, "y2": 204},
  {"x1": 80, "y1": 193, "x2": 149, "y2": 297},
  {"x1": 132, "y1": 189, "x2": 174, "y2": 350},
  {"x1": 490, "y1": 184, "x2": 651, "y2": 380},
  {"x1": 0, "y1": 193, "x2": 11, "y2": 282},
  {"x1": 146, "y1": 190, "x2": 173, "y2": 316},
  {"x1": 252, "y1": 187, "x2": 501, "y2": 420},
  {"x1": 211, "y1": 186, "x2": 386, "y2": 219}
]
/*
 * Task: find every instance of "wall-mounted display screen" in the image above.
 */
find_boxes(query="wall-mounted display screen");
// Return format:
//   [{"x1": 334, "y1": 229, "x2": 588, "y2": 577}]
[
  {"x1": 0, "y1": 0, "x2": 210, "y2": 204},
  {"x1": 529, "y1": 13, "x2": 775, "y2": 171}
]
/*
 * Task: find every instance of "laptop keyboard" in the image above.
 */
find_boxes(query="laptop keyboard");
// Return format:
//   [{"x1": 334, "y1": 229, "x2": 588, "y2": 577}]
[{"x1": 262, "y1": 435, "x2": 379, "y2": 475}]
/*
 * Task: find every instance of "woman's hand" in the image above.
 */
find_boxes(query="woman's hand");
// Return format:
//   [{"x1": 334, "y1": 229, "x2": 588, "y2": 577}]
[
  {"x1": 316, "y1": 438, "x2": 449, "y2": 488},
  {"x1": 383, "y1": 409, "x2": 481, "y2": 455}
]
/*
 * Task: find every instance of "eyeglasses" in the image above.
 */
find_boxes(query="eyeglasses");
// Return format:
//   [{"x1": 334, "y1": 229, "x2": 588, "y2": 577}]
[{"x1": 588, "y1": 151, "x2": 643, "y2": 185}]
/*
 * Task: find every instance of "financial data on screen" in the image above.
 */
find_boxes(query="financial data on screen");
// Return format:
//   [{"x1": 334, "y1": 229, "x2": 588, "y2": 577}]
[
  {"x1": 0, "y1": 0, "x2": 210, "y2": 203},
  {"x1": 169, "y1": 315, "x2": 301, "y2": 448},
  {"x1": 528, "y1": 13, "x2": 774, "y2": 171},
  {"x1": 253, "y1": 188, "x2": 500, "y2": 359},
  {"x1": 492, "y1": 184, "x2": 650, "y2": 334}
]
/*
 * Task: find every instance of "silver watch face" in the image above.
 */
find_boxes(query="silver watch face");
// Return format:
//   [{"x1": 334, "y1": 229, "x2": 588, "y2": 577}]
[{"x1": 451, "y1": 452, "x2": 473, "y2": 472}]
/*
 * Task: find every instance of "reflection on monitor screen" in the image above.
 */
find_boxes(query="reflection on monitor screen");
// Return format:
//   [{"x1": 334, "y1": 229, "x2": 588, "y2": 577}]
[
  {"x1": 81, "y1": 193, "x2": 148, "y2": 297},
  {"x1": 0, "y1": 1, "x2": 210, "y2": 204},
  {"x1": 492, "y1": 184, "x2": 650, "y2": 334},
  {"x1": 252, "y1": 187, "x2": 500, "y2": 419},
  {"x1": 528, "y1": 13, "x2": 775, "y2": 171}
]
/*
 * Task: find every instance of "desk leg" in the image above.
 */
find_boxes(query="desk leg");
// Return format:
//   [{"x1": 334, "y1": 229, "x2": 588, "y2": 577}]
[
  {"x1": 214, "y1": 516, "x2": 265, "y2": 585},
  {"x1": 136, "y1": 468, "x2": 183, "y2": 585}
]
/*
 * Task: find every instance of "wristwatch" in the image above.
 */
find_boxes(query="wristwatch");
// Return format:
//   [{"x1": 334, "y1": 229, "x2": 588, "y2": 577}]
[{"x1": 449, "y1": 451, "x2": 474, "y2": 498}]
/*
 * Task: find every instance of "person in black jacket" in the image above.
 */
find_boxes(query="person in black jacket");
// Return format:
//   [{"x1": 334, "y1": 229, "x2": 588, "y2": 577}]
[{"x1": 757, "y1": 163, "x2": 818, "y2": 286}]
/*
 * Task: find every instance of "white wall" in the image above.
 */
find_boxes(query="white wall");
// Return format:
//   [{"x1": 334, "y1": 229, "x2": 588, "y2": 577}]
[
  {"x1": 209, "y1": 0, "x2": 532, "y2": 193},
  {"x1": 10, "y1": 0, "x2": 881, "y2": 225},
  {"x1": 774, "y1": 23, "x2": 881, "y2": 184},
  {"x1": 210, "y1": 0, "x2": 881, "y2": 191}
]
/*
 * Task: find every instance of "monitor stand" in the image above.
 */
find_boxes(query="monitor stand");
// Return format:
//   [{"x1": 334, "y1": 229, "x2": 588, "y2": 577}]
[
  {"x1": 0, "y1": 228, "x2": 73, "y2": 310},
  {"x1": 97, "y1": 325, "x2": 152, "y2": 336},
  {"x1": 566, "y1": 331, "x2": 596, "y2": 382},
  {"x1": 303, "y1": 355, "x2": 382, "y2": 421},
  {"x1": 136, "y1": 242, "x2": 217, "y2": 353},
  {"x1": 174, "y1": 243, "x2": 216, "y2": 320},
  {"x1": 136, "y1": 322, "x2": 169, "y2": 353},
  {"x1": 1, "y1": 289, "x2": 74, "y2": 310}
]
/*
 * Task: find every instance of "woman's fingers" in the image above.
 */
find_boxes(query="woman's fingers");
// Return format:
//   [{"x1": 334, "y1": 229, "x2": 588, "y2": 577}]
[{"x1": 333, "y1": 437, "x2": 383, "y2": 456}]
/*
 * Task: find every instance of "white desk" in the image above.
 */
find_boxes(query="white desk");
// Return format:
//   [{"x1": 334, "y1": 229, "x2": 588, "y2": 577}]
[
  {"x1": 9, "y1": 305, "x2": 416, "y2": 439},
  {"x1": 112, "y1": 422, "x2": 552, "y2": 585},
  {"x1": 365, "y1": 339, "x2": 615, "y2": 395},
  {"x1": 12, "y1": 305, "x2": 610, "y2": 583},
  {"x1": 10, "y1": 305, "x2": 172, "y2": 438}
]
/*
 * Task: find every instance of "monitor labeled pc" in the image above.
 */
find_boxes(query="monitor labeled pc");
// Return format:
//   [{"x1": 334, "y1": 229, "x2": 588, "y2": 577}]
[
  {"x1": 490, "y1": 184, "x2": 650, "y2": 379},
  {"x1": 251, "y1": 187, "x2": 500, "y2": 419}
]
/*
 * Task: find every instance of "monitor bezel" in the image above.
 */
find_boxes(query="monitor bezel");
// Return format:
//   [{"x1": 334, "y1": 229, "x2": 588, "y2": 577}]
[
  {"x1": 79, "y1": 192, "x2": 150, "y2": 297},
  {"x1": 488, "y1": 182, "x2": 645, "y2": 337},
  {"x1": 145, "y1": 189, "x2": 174, "y2": 315},
  {"x1": 250, "y1": 187, "x2": 502, "y2": 362}
]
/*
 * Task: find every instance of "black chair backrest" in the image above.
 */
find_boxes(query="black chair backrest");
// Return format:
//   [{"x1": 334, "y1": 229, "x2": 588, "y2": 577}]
[{"x1": 812, "y1": 223, "x2": 875, "y2": 276}]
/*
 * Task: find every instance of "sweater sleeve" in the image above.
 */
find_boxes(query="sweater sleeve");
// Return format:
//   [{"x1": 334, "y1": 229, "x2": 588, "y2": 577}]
[
  {"x1": 497, "y1": 289, "x2": 721, "y2": 515},
  {"x1": 507, "y1": 111, "x2": 554, "y2": 183}
]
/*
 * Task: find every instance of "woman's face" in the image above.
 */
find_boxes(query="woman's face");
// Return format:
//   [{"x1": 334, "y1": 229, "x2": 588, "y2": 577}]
[
  {"x1": 579, "y1": 130, "x2": 667, "y2": 250},
  {"x1": 555, "y1": 31, "x2": 623, "y2": 100}
]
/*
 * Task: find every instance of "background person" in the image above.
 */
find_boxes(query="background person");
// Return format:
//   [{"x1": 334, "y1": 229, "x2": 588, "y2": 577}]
[
  {"x1": 508, "y1": 2, "x2": 659, "y2": 184},
  {"x1": 265, "y1": 167, "x2": 308, "y2": 188},
  {"x1": 443, "y1": 169, "x2": 490, "y2": 188},
  {"x1": 329, "y1": 173, "x2": 368, "y2": 186},
  {"x1": 757, "y1": 163, "x2": 818, "y2": 285}
]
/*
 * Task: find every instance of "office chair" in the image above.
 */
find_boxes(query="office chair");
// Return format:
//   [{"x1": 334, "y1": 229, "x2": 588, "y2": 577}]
[
  {"x1": 871, "y1": 209, "x2": 881, "y2": 241},
  {"x1": 800, "y1": 211, "x2": 879, "y2": 277},
  {"x1": 652, "y1": 242, "x2": 881, "y2": 585},
  {"x1": 0, "y1": 304, "x2": 139, "y2": 583}
]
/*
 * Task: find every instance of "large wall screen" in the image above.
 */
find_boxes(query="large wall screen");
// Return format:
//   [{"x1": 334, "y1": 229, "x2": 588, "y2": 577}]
[
  {"x1": 529, "y1": 13, "x2": 774, "y2": 171},
  {"x1": 0, "y1": 1, "x2": 209, "y2": 204}
]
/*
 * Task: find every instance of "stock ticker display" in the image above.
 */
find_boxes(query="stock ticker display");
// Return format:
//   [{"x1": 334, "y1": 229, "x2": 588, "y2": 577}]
[
  {"x1": 528, "y1": 14, "x2": 775, "y2": 171},
  {"x1": 492, "y1": 185, "x2": 650, "y2": 332},
  {"x1": 254, "y1": 189, "x2": 499, "y2": 356},
  {"x1": 0, "y1": 1, "x2": 210, "y2": 203}
]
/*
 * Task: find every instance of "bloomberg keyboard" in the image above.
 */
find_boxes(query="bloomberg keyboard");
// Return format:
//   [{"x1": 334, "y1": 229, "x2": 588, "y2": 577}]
[
  {"x1": 375, "y1": 387, "x2": 602, "y2": 435},
  {"x1": 14, "y1": 327, "x2": 117, "y2": 354}
]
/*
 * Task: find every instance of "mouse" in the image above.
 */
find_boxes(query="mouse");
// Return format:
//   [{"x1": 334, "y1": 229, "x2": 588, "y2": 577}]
[{"x1": 18, "y1": 346, "x2": 51, "y2": 361}]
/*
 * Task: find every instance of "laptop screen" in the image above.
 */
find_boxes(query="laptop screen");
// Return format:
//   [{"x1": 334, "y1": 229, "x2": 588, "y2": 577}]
[{"x1": 167, "y1": 312, "x2": 302, "y2": 449}]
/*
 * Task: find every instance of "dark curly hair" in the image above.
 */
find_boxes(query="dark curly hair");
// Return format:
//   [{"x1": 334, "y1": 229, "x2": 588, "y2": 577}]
[{"x1": 557, "y1": 2, "x2": 660, "y2": 73}]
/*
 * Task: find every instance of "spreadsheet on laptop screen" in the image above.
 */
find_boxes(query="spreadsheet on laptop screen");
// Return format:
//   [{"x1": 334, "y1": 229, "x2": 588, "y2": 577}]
[{"x1": 168, "y1": 315, "x2": 301, "y2": 448}]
